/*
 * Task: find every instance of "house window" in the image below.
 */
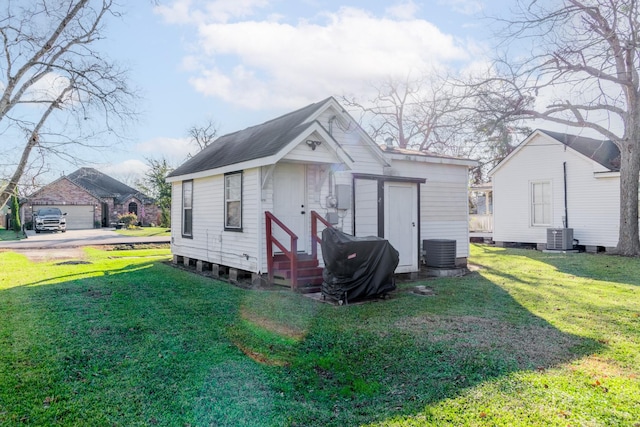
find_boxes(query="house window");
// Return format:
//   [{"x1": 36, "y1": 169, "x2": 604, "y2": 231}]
[
  {"x1": 531, "y1": 181, "x2": 551, "y2": 226},
  {"x1": 225, "y1": 172, "x2": 242, "y2": 231},
  {"x1": 128, "y1": 202, "x2": 138, "y2": 215},
  {"x1": 182, "y1": 180, "x2": 193, "y2": 237}
]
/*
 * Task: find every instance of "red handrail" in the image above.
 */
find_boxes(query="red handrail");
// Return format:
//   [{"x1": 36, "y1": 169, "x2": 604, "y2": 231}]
[
  {"x1": 311, "y1": 210, "x2": 333, "y2": 259},
  {"x1": 265, "y1": 211, "x2": 298, "y2": 288}
]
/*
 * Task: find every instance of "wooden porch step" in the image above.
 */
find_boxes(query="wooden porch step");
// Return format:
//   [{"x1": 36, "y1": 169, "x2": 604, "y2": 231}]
[
  {"x1": 273, "y1": 258, "x2": 319, "y2": 270},
  {"x1": 273, "y1": 265, "x2": 323, "y2": 283},
  {"x1": 271, "y1": 253, "x2": 323, "y2": 292},
  {"x1": 273, "y1": 266, "x2": 323, "y2": 279},
  {"x1": 272, "y1": 275, "x2": 323, "y2": 293}
]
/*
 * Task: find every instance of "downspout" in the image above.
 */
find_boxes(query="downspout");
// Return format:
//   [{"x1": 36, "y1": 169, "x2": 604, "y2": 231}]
[
  {"x1": 258, "y1": 168, "x2": 264, "y2": 275},
  {"x1": 563, "y1": 161, "x2": 569, "y2": 228}
]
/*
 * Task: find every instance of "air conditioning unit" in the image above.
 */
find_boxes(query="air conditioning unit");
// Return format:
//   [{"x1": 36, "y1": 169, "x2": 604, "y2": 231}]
[{"x1": 547, "y1": 228, "x2": 574, "y2": 250}]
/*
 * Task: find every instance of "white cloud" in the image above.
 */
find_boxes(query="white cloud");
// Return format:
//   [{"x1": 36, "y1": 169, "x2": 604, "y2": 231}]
[
  {"x1": 154, "y1": 0, "x2": 269, "y2": 24},
  {"x1": 153, "y1": 0, "x2": 194, "y2": 24},
  {"x1": 385, "y1": 1, "x2": 420, "y2": 20},
  {"x1": 98, "y1": 160, "x2": 149, "y2": 186},
  {"x1": 135, "y1": 136, "x2": 200, "y2": 162},
  {"x1": 22, "y1": 73, "x2": 76, "y2": 104},
  {"x1": 185, "y1": 6, "x2": 471, "y2": 109},
  {"x1": 441, "y1": 0, "x2": 484, "y2": 15}
]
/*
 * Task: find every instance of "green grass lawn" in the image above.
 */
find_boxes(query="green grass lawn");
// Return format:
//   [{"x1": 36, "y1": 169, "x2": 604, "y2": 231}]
[
  {"x1": 114, "y1": 226, "x2": 171, "y2": 237},
  {"x1": 0, "y1": 244, "x2": 639, "y2": 426},
  {"x1": 0, "y1": 226, "x2": 24, "y2": 241}
]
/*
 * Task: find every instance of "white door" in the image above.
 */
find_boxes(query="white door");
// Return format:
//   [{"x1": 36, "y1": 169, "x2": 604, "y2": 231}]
[
  {"x1": 273, "y1": 163, "x2": 307, "y2": 252},
  {"x1": 385, "y1": 182, "x2": 418, "y2": 273}
]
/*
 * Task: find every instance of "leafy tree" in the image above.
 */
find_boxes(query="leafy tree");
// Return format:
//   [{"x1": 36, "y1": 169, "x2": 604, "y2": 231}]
[
  {"x1": 137, "y1": 158, "x2": 173, "y2": 227},
  {"x1": 10, "y1": 191, "x2": 21, "y2": 235},
  {"x1": 473, "y1": 0, "x2": 640, "y2": 255},
  {"x1": 0, "y1": 0, "x2": 137, "y2": 211}
]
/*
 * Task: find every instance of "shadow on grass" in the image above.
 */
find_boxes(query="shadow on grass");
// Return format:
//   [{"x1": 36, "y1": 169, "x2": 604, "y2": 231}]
[
  {"x1": 0, "y1": 252, "x2": 602, "y2": 426},
  {"x1": 17, "y1": 261, "x2": 160, "y2": 288},
  {"x1": 230, "y1": 268, "x2": 603, "y2": 426},
  {"x1": 473, "y1": 244, "x2": 640, "y2": 287}
]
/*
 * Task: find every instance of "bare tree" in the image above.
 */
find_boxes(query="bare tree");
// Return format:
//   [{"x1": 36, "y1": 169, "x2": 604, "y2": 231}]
[
  {"x1": 188, "y1": 119, "x2": 218, "y2": 152},
  {"x1": 472, "y1": 0, "x2": 640, "y2": 255},
  {"x1": 0, "y1": 0, "x2": 137, "y2": 210},
  {"x1": 343, "y1": 74, "x2": 519, "y2": 179},
  {"x1": 343, "y1": 74, "x2": 476, "y2": 153}
]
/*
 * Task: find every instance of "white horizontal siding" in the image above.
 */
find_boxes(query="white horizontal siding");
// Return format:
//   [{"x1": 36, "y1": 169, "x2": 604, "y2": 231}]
[
  {"x1": 492, "y1": 134, "x2": 620, "y2": 247},
  {"x1": 422, "y1": 181, "x2": 468, "y2": 221},
  {"x1": 421, "y1": 183, "x2": 469, "y2": 258},
  {"x1": 316, "y1": 109, "x2": 385, "y2": 175},
  {"x1": 389, "y1": 161, "x2": 469, "y2": 183},
  {"x1": 171, "y1": 169, "x2": 262, "y2": 273},
  {"x1": 354, "y1": 178, "x2": 378, "y2": 237},
  {"x1": 283, "y1": 135, "x2": 338, "y2": 163}
]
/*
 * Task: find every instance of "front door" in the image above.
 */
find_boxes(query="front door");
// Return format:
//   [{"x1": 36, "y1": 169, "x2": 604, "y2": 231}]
[
  {"x1": 385, "y1": 182, "x2": 418, "y2": 273},
  {"x1": 101, "y1": 203, "x2": 109, "y2": 227},
  {"x1": 273, "y1": 163, "x2": 307, "y2": 252}
]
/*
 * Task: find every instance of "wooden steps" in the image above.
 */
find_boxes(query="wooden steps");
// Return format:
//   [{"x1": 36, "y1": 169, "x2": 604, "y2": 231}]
[{"x1": 272, "y1": 254, "x2": 323, "y2": 293}]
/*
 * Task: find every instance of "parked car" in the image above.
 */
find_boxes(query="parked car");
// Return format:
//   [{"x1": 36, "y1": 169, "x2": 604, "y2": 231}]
[{"x1": 33, "y1": 208, "x2": 67, "y2": 233}]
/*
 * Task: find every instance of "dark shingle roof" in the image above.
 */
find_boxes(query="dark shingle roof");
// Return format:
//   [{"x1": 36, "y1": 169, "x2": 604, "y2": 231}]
[
  {"x1": 168, "y1": 97, "x2": 333, "y2": 178},
  {"x1": 66, "y1": 168, "x2": 152, "y2": 203},
  {"x1": 540, "y1": 129, "x2": 620, "y2": 171}
]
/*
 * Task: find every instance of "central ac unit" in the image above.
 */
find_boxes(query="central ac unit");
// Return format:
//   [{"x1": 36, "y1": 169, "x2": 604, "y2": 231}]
[{"x1": 547, "y1": 228, "x2": 574, "y2": 250}]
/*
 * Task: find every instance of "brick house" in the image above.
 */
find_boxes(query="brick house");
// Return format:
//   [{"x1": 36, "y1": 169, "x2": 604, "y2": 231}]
[{"x1": 23, "y1": 168, "x2": 159, "y2": 229}]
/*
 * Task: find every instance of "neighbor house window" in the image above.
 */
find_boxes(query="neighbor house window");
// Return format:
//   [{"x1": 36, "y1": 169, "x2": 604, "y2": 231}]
[
  {"x1": 225, "y1": 172, "x2": 242, "y2": 231},
  {"x1": 128, "y1": 201, "x2": 138, "y2": 215},
  {"x1": 182, "y1": 180, "x2": 193, "y2": 237},
  {"x1": 531, "y1": 181, "x2": 551, "y2": 226}
]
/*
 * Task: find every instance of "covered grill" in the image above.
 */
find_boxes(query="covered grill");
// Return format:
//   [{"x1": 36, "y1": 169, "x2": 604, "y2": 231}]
[{"x1": 321, "y1": 228, "x2": 399, "y2": 304}]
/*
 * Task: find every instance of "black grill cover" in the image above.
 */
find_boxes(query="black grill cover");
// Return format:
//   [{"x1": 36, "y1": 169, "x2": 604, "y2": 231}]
[{"x1": 321, "y1": 228, "x2": 399, "y2": 303}]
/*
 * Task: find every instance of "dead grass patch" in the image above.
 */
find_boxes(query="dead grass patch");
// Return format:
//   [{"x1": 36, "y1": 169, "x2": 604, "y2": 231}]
[
  {"x1": 13, "y1": 248, "x2": 86, "y2": 262},
  {"x1": 230, "y1": 339, "x2": 290, "y2": 367},
  {"x1": 395, "y1": 315, "x2": 581, "y2": 368},
  {"x1": 569, "y1": 354, "x2": 637, "y2": 379},
  {"x1": 239, "y1": 306, "x2": 307, "y2": 340}
]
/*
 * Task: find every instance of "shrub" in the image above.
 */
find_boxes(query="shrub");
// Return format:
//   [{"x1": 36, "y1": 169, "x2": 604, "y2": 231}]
[
  {"x1": 118, "y1": 212, "x2": 138, "y2": 229},
  {"x1": 10, "y1": 194, "x2": 21, "y2": 234},
  {"x1": 160, "y1": 207, "x2": 171, "y2": 228}
]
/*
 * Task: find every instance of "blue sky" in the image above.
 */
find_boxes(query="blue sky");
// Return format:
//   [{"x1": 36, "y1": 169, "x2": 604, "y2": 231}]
[{"x1": 47, "y1": 0, "x2": 513, "y2": 182}]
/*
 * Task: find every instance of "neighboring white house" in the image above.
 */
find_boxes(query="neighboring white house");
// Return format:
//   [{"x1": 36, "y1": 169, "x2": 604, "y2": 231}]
[
  {"x1": 166, "y1": 97, "x2": 476, "y2": 288},
  {"x1": 489, "y1": 129, "x2": 620, "y2": 251}
]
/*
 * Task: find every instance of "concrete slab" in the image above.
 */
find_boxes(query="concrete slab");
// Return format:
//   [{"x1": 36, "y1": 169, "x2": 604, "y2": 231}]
[{"x1": 0, "y1": 228, "x2": 170, "y2": 249}]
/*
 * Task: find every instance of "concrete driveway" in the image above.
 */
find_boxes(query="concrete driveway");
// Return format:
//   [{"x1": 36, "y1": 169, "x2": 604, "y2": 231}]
[{"x1": 0, "y1": 228, "x2": 170, "y2": 249}]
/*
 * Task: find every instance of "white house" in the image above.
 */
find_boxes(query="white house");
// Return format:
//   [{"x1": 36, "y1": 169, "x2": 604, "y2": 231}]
[
  {"x1": 166, "y1": 97, "x2": 476, "y2": 289},
  {"x1": 489, "y1": 129, "x2": 620, "y2": 252}
]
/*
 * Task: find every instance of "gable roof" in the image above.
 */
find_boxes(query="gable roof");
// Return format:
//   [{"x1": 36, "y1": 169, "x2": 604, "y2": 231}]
[
  {"x1": 539, "y1": 130, "x2": 620, "y2": 171},
  {"x1": 168, "y1": 98, "x2": 333, "y2": 178},
  {"x1": 66, "y1": 168, "x2": 153, "y2": 204},
  {"x1": 489, "y1": 129, "x2": 620, "y2": 176}
]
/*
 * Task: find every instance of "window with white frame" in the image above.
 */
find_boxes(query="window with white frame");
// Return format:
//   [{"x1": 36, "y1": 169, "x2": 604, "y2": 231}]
[
  {"x1": 225, "y1": 172, "x2": 242, "y2": 230},
  {"x1": 182, "y1": 180, "x2": 193, "y2": 237},
  {"x1": 531, "y1": 181, "x2": 551, "y2": 226}
]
